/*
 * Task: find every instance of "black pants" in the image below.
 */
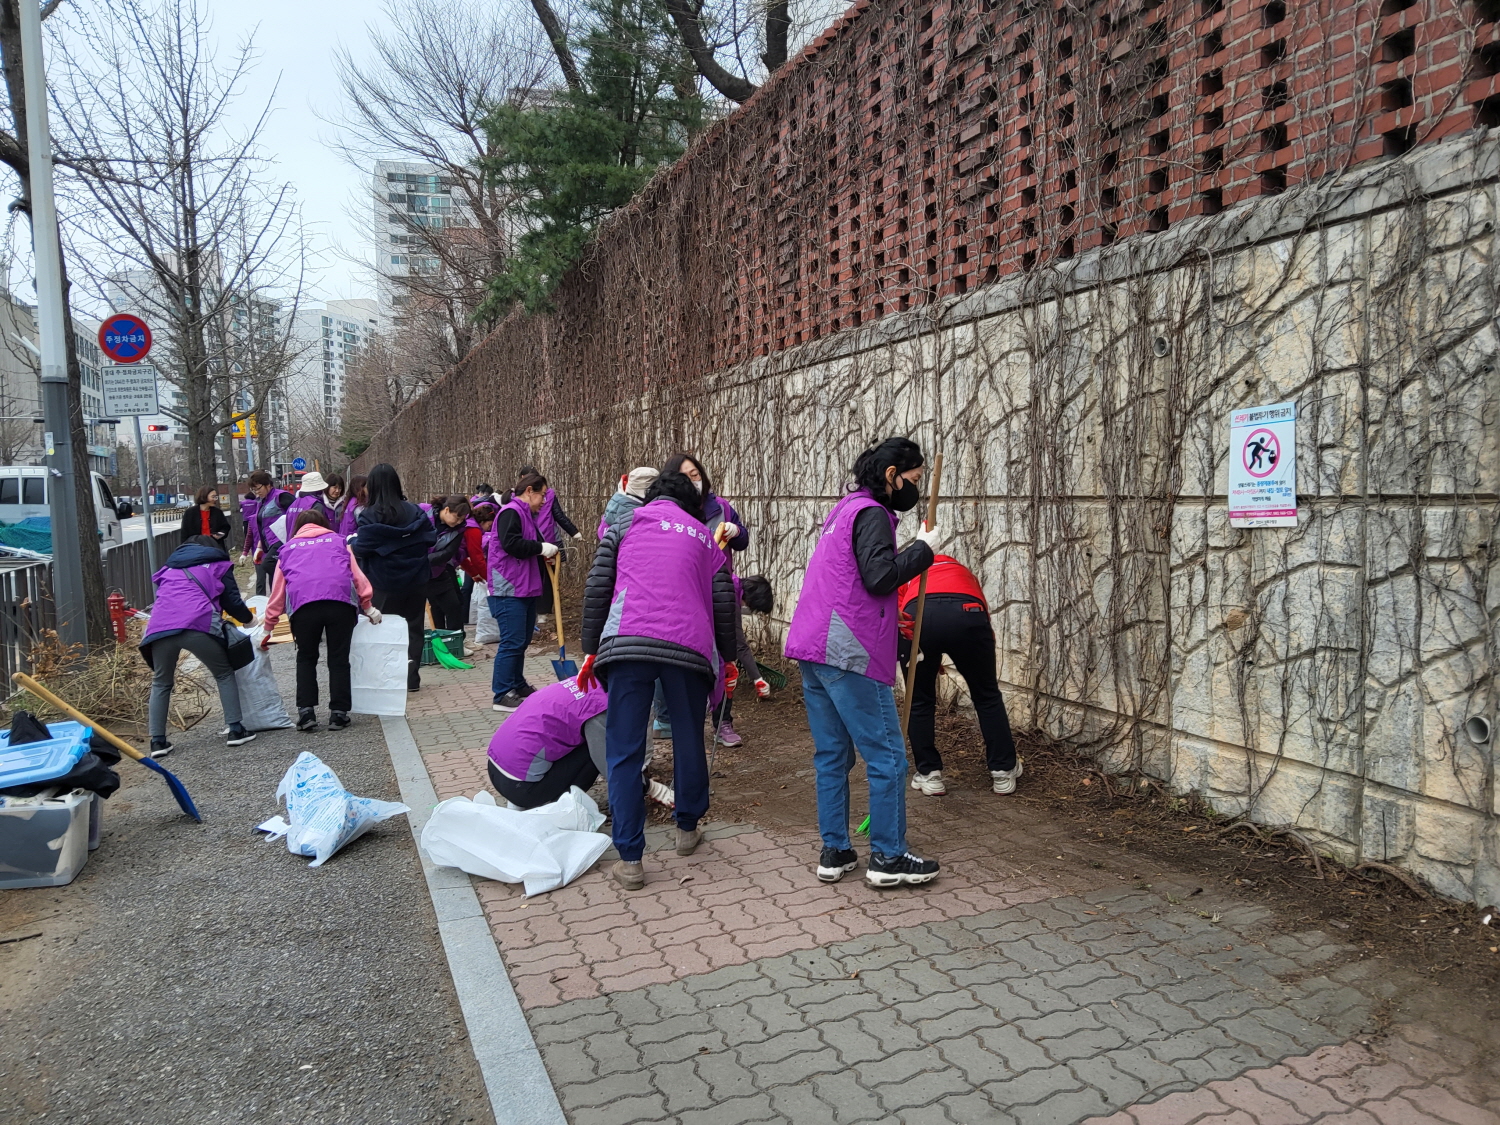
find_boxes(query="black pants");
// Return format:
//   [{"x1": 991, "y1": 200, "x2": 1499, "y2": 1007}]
[
  {"x1": 488, "y1": 744, "x2": 599, "y2": 809},
  {"x1": 903, "y1": 595, "x2": 1017, "y2": 774},
  {"x1": 290, "y1": 600, "x2": 357, "y2": 711},
  {"x1": 255, "y1": 554, "x2": 278, "y2": 597},
  {"x1": 372, "y1": 587, "x2": 425, "y2": 689},
  {"x1": 426, "y1": 573, "x2": 465, "y2": 630},
  {"x1": 458, "y1": 573, "x2": 476, "y2": 626}
]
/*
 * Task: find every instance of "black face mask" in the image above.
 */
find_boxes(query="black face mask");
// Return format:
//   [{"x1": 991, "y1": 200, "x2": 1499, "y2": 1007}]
[{"x1": 889, "y1": 477, "x2": 920, "y2": 511}]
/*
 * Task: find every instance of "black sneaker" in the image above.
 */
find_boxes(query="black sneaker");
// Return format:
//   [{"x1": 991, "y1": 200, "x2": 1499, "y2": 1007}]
[
  {"x1": 296, "y1": 708, "x2": 320, "y2": 732},
  {"x1": 225, "y1": 724, "x2": 257, "y2": 747},
  {"x1": 816, "y1": 846, "x2": 859, "y2": 883},
  {"x1": 866, "y1": 851, "x2": 940, "y2": 888},
  {"x1": 492, "y1": 690, "x2": 524, "y2": 712},
  {"x1": 149, "y1": 737, "x2": 173, "y2": 760},
  {"x1": 328, "y1": 711, "x2": 351, "y2": 730},
  {"x1": 517, "y1": 681, "x2": 538, "y2": 698}
]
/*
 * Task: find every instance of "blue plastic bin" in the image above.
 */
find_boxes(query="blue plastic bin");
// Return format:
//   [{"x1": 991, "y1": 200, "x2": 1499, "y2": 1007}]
[{"x1": 0, "y1": 720, "x2": 92, "y2": 789}]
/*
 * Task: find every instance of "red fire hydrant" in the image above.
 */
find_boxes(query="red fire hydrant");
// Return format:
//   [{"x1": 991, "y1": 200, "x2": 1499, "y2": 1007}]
[{"x1": 108, "y1": 591, "x2": 129, "y2": 644}]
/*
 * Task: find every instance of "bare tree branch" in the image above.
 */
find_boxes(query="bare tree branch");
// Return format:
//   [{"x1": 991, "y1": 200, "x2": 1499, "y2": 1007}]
[
  {"x1": 527, "y1": 0, "x2": 581, "y2": 91},
  {"x1": 663, "y1": 0, "x2": 758, "y2": 103}
]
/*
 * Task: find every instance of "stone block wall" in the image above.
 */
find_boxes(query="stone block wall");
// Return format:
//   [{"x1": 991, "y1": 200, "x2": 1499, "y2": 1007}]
[{"x1": 363, "y1": 136, "x2": 1500, "y2": 904}]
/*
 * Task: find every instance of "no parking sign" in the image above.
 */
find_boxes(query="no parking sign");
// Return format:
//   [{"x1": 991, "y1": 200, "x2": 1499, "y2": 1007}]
[{"x1": 1228, "y1": 401, "x2": 1297, "y2": 528}]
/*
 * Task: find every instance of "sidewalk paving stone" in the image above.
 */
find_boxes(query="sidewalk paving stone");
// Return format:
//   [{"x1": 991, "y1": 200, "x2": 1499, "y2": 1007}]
[{"x1": 402, "y1": 657, "x2": 1498, "y2": 1125}]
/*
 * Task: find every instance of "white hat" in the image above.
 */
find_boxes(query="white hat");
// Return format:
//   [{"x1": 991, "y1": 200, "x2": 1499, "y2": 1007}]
[
  {"x1": 298, "y1": 471, "x2": 328, "y2": 494},
  {"x1": 625, "y1": 467, "x2": 658, "y2": 498}
]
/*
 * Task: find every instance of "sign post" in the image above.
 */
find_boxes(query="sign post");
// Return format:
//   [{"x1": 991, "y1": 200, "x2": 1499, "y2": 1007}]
[
  {"x1": 102, "y1": 344, "x2": 162, "y2": 574},
  {"x1": 1228, "y1": 401, "x2": 1298, "y2": 529},
  {"x1": 20, "y1": 0, "x2": 86, "y2": 645}
]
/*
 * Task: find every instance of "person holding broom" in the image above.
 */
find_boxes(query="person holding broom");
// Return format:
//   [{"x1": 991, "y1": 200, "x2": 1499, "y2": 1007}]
[{"x1": 784, "y1": 437, "x2": 947, "y2": 888}]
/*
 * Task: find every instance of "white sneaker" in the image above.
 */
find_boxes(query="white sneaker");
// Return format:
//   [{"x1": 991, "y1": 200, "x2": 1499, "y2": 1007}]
[
  {"x1": 910, "y1": 771, "x2": 947, "y2": 796},
  {"x1": 647, "y1": 779, "x2": 675, "y2": 808},
  {"x1": 991, "y1": 757, "x2": 1024, "y2": 794}
]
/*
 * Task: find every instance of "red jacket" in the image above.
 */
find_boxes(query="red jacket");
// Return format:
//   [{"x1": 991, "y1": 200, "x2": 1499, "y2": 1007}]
[
  {"x1": 461, "y1": 524, "x2": 487, "y2": 582},
  {"x1": 897, "y1": 555, "x2": 986, "y2": 638}
]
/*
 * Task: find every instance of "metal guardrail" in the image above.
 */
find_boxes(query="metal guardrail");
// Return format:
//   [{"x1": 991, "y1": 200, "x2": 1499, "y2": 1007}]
[
  {"x1": 0, "y1": 559, "x2": 56, "y2": 688},
  {"x1": 0, "y1": 529, "x2": 183, "y2": 685},
  {"x1": 105, "y1": 526, "x2": 182, "y2": 610}
]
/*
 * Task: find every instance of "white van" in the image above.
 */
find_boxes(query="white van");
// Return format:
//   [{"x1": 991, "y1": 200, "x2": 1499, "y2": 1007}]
[{"x1": 0, "y1": 465, "x2": 123, "y2": 546}]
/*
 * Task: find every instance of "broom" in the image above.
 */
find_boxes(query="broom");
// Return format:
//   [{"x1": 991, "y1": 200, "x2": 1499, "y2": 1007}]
[
  {"x1": 857, "y1": 452, "x2": 943, "y2": 837},
  {"x1": 12, "y1": 672, "x2": 202, "y2": 822}
]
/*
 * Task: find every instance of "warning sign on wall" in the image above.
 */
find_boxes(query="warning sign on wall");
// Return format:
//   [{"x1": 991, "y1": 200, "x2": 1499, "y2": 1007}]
[{"x1": 1228, "y1": 401, "x2": 1297, "y2": 528}]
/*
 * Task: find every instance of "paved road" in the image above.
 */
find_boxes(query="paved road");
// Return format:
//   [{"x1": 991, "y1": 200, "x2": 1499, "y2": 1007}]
[{"x1": 0, "y1": 646, "x2": 493, "y2": 1124}]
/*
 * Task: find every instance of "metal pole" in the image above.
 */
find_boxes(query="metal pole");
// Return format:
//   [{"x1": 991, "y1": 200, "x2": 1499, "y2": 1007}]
[
  {"x1": 131, "y1": 414, "x2": 158, "y2": 573},
  {"x1": 20, "y1": 0, "x2": 86, "y2": 648}
]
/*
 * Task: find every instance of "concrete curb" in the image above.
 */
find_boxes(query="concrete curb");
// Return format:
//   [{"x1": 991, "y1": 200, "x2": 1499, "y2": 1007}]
[{"x1": 380, "y1": 714, "x2": 568, "y2": 1125}]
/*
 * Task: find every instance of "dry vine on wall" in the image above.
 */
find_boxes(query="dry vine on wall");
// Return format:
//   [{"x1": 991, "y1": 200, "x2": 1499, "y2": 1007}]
[{"x1": 360, "y1": 0, "x2": 1500, "y2": 900}]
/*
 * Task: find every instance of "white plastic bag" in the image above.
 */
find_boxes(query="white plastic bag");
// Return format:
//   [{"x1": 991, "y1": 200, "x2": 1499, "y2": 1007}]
[
  {"x1": 420, "y1": 787, "x2": 610, "y2": 896},
  {"x1": 350, "y1": 615, "x2": 409, "y2": 716},
  {"x1": 467, "y1": 579, "x2": 485, "y2": 626},
  {"x1": 273, "y1": 751, "x2": 409, "y2": 867},
  {"x1": 474, "y1": 587, "x2": 500, "y2": 645},
  {"x1": 235, "y1": 620, "x2": 294, "y2": 730}
]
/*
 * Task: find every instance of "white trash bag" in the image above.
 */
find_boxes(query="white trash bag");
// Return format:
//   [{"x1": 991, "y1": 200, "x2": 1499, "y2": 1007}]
[
  {"x1": 350, "y1": 615, "x2": 409, "y2": 717},
  {"x1": 264, "y1": 751, "x2": 409, "y2": 867},
  {"x1": 467, "y1": 579, "x2": 485, "y2": 626},
  {"x1": 420, "y1": 787, "x2": 610, "y2": 896},
  {"x1": 473, "y1": 585, "x2": 500, "y2": 645},
  {"x1": 234, "y1": 619, "x2": 294, "y2": 730}
]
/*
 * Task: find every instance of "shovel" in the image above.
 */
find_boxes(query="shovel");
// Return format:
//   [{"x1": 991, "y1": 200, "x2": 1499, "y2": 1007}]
[
  {"x1": 11, "y1": 672, "x2": 202, "y2": 822},
  {"x1": 546, "y1": 555, "x2": 578, "y2": 681}
]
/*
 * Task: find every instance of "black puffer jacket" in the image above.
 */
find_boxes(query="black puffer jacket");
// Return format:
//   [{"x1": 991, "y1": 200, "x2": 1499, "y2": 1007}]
[{"x1": 580, "y1": 506, "x2": 738, "y2": 682}]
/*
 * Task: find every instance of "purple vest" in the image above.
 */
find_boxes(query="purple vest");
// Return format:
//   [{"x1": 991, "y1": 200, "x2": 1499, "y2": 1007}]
[
  {"x1": 252, "y1": 489, "x2": 292, "y2": 555},
  {"x1": 784, "y1": 490, "x2": 900, "y2": 685},
  {"x1": 277, "y1": 531, "x2": 356, "y2": 614},
  {"x1": 486, "y1": 497, "x2": 542, "y2": 598},
  {"x1": 487, "y1": 677, "x2": 607, "y2": 781},
  {"x1": 335, "y1": 500, "x2": 361, "y2": 538},
  {"x1": 536, "y1": 488, "x2": 558, "y2": 542},
  {"x1": 143, "y1": 560, "x2": 234, "y2": 641},
  {"x1": 605, "y1": 498, "x2": 728, "y2": 666},
  {"x1": 239, "y1": 496, "x2": 258, "y2": 548}
]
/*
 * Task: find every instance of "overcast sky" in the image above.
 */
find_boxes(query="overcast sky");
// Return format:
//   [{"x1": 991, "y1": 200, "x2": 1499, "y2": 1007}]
[{"x1": 207, "y1": 0, "x2": 394, "y2": 304}]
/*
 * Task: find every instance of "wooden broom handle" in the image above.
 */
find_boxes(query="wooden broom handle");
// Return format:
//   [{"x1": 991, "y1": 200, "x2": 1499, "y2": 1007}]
[
  {"x1": 11, "y1": 672, "x2": 146, "y2": 762},
  {"x1": 899, "y1": 453, "x2": 943, "y2": 739}
]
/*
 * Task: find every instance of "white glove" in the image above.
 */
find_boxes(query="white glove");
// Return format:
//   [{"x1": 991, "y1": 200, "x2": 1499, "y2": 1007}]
[
  {"x1": 540, "y1": 541, "x2": 560, "y2": 558},
  {"x1": 365, "y1": 608, "x2": 383, "y2": 625},
  {"x1": 572, "y1": 532, "x2": 583, "y2": 540},
  {"x1": 916, "y1": 523, "x2": 949, "y2": 551},
  {"x1": 717, "y1": 522, "x2": 739, "y2": 541}
]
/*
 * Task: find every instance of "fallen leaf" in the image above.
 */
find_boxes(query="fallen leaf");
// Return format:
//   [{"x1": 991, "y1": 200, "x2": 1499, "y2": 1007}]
[
  {"x1": 1182, "y1": 826, "x2": 1198, "y2": 833},
  {"x1": 1082, "y1": 911, "x2": 1098, "y2": 916},
  {"x1": 680, "y1": 876, "x2": 694, "y2": 885}
]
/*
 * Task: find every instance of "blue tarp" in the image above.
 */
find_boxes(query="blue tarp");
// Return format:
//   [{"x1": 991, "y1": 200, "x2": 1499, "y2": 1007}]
[{"x1": 0, "y1": 516, "x2": 52, "y2": 554}]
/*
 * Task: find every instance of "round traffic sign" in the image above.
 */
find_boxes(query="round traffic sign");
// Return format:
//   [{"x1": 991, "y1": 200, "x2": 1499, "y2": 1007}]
[
  {"x1": 98, "y1": 314, "x2": 153, "y2": 363},
  {"x1": 292, "y1": 457, "x2": 307, "y2": 472}
]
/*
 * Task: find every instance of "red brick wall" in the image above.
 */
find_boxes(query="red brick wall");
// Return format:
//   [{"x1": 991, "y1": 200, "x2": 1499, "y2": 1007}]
[{"x1": 359, "y1": 0, "x2": 1500, "y2": 474}]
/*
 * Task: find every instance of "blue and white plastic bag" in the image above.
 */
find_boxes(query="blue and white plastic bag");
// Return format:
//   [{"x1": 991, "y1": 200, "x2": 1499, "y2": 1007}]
[{"x1": 264, "y1": 752, "x2": 409, "y2": 866}]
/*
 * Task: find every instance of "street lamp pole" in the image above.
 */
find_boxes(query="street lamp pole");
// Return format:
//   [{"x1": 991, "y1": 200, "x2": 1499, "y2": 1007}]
[{"x1": 19, "y1": 0, "x2": 86, "y2": 648}]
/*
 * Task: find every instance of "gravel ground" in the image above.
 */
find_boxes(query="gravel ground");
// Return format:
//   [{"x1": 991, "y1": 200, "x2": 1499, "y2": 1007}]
[{"x1": 0, "y1": 643, "x2": 494, "y2": 1124}]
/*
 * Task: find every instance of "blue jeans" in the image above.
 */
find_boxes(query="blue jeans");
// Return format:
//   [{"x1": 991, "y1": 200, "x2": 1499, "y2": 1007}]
[
  {"x1": 604, "y1": 660, "x2": 710, "y2": 862},
  {"x1": 798, "y1": 660, "x2": 909, "y2": 860},
  {"x1": 489, "y1": 595, "x2": 538, "y2": 699}
]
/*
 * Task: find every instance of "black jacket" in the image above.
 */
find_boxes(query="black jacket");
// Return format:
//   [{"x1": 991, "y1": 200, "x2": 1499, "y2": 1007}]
[
  {"x1": 179, "y1": 504, "x2": 231, "y2": 544},
  {"x1": 428, "y1": 518, "x2": 466, "y2": 575},
  {"x1": 353, "y1": 502, "x2": 438, "y2": 591},
  {"x1": 853, "y1": 505, "x2": 933, "y2": 595},
  {"x1": 495, "y1": 507, "x2": 545, "y2": 560},
  {"x1": 548, "y1": 495, "x2": 579, "y2": 539},
  {"x1": 580, "y1": 506, "x2": 738, "y2": 682}
]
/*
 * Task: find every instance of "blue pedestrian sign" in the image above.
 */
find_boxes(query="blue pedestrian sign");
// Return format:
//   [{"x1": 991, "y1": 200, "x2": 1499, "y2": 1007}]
[{"x1": 292, "y1": 457, "x2": 307, "y2": 472}]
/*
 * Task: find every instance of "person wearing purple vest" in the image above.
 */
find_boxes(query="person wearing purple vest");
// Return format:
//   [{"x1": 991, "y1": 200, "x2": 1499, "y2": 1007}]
[
  {"x1": 578, "y1": 471, "x2": 739, "y2": 891},
  {"x1": 784, "y1": 437, "x2": 948, "y2": 889},
  {"x1": 486, "y1": 676, "x2": 608, "y2": 808},
  {"x1": 426, "y1": 496, "x2": 470, "y2": 630},
  {"x1": 238, "y1": 490, "x2": 258, "y2": 553},
  {"x1": 140, "y1": 535, "x2": 258, "y2": 758},
  {"x1": 335, "y1": 474, "x2": 366, "y2": 539},
  {"x1": 487, "y1": 472, "x2": 559, "y2": 711},
  {"x1": 263, "y1": 509, "x2": 379, "y2": 731},
  {"x1": 244, "y1": 470, "x2": 294, "y2": 596}
]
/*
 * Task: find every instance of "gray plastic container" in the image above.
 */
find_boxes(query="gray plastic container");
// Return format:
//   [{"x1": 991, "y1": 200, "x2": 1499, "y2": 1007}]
[{"x1": 0, "y1": 790, "x2": 93, "y2": 888}]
